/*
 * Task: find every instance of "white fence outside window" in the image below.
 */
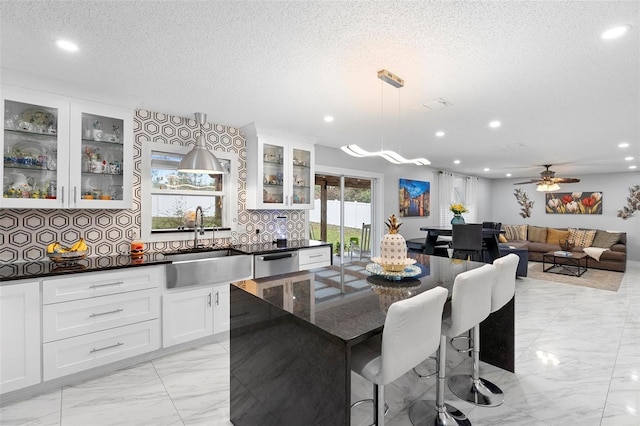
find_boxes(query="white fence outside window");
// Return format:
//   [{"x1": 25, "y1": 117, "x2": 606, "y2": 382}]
[{"x1": 309, "y1": 199, "x2": 371, "y2": 228}]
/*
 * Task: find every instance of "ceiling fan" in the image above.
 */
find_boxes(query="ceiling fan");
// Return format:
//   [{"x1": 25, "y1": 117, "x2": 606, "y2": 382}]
[{"x1": 513, "y1": 165, "x2": 580, "y2": 192}]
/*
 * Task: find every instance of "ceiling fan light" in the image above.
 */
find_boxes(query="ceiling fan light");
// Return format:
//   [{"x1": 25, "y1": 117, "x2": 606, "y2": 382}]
[{"x1": 536, "y1": 182, "x2": 561, "y2": 192}]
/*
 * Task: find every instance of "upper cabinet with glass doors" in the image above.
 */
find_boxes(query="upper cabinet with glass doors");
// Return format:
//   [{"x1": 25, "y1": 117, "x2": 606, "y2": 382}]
[
  {"x1": 242, "y1": 123, "x2": 314, "y2": 210},
  {"x1": 2, "y1": 86, "x2": 132, "y2": 209}
]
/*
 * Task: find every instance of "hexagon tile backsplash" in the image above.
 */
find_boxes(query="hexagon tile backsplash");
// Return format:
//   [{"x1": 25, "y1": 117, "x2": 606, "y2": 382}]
[{"x1": 0, "y1": 109, "x2": 306, "y2": 263}]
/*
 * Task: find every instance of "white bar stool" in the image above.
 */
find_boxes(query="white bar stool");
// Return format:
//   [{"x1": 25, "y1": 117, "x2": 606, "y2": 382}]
[
  {"x1": 448, "y1": 253, "x2": 519, "y2": 406},
  {"x1": 409, "y1": 263, "x2": 497, "y2": 426},
  {"x1": 351, "y1": 286, "x2": 448, "y2": 426}
]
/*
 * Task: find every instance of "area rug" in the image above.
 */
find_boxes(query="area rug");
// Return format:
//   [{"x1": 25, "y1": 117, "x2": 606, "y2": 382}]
[{"x1": 526, "y1": 262, "x2": 623, "y2": 292}]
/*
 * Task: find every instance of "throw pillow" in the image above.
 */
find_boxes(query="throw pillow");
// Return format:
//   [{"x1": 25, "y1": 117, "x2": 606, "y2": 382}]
[
  {"x1": 591, "y1": 230, "x2": 621, "y2": 248},
  {"x1": 517, "y1": 224, "x2": 528, "y2": 240},
  {"x1": 503, "y1": 224, "x2": 524, "y2": 241},
  {"x1": 568, "y1": 228, "x2": 597, "y2": 248},
  {"x1": 498, "y1": 234, "x2": 508, "y2": 243},
  {"x1": 546, "y1": 228, "x2": 571, "y2": 245},
  {"x1": 527, "y1": 226, "x2": 548, "y2": 243}
]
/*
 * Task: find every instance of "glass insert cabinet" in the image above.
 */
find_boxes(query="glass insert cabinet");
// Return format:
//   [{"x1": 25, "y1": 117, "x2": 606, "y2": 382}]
[
  {"x1": 242, "y1": 123, "x2": 315, "y2": 210},
  {"x1": 1, "y1": 86, "x2": 132, "y2": 209}
]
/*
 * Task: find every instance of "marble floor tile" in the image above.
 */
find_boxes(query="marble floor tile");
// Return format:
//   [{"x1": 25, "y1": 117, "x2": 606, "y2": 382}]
[
  {"x1": 61, "y1": 377, "x2": 181, "y2": 426},
  {"x1": 0, "y1": 390, "x2": 61, "y2": 426}
]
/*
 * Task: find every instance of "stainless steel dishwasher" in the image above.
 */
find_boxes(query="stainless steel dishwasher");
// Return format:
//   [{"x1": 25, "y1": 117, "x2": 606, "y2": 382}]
[{"x1": 253, "y1": 251, "x2": 299, "y2": 278}]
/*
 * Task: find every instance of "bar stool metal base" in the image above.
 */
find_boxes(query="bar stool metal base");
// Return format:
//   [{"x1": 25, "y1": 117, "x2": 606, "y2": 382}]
[
  {"x1": 448, "y1": 374, "x2": 504, "y2": 406},
  {"x1": 409, "y1": 400, "x2": 471, "y2": 426}
]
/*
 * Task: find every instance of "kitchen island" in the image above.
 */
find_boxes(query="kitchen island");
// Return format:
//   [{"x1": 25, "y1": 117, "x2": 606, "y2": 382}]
[{"x1": 230, "y1": 253, "x2": 515, "y2": 425}]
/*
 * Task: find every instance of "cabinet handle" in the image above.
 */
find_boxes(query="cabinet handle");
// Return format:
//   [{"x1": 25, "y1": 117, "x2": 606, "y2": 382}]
[
  {"x1": 90, "y1": 281, "x2": 124, "y2": 289},
  {"x1": 89, "y1": 342, "x2": 124, "y2": 353},
  {"x1": 308, "y1": 254, "x2": 323, "y2": 258},
  {"x1": 285, "y1": 195, "x2": 289, "y2": 206},
  {"x1": 215, "y1": 291, "x2": 219, "y2": 306},
  {"x1": 61, "y1": 186, "x2": 65, "y2": 205},
  {"x1": 73, "y1": 186, "x2": 77, "y2": 204},
  {"x1": 89, "y1": 308, "x2": 123, "y2": 318},
  {"x1": 208, "y1": 292, "x2": 212, "y2": 307}
]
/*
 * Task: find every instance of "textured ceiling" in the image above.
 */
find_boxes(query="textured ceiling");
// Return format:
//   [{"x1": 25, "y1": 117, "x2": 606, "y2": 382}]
[{"x1": 1, "y1": 1, "x2": 638, "y2": 180}]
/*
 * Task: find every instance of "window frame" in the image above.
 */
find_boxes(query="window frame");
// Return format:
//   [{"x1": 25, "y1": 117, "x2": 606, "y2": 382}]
[{"x1": 141, "y1": 141, "x2": 238, "y2": 243}]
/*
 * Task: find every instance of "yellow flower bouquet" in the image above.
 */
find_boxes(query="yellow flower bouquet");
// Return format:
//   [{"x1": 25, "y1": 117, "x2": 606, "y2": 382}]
[{"x1": 449, "y1": 203, "x2": 468, "y2": 215}]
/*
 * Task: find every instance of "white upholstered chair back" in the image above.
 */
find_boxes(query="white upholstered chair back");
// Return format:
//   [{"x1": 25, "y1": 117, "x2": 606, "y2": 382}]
[
  {"x1": 446, "y1": 264, "x2": 496, "y2": 338},
  {"x1": 378, "y1": 286, "x2": 448, "y2": 384},
  {"x1": 491, "y1": 253, "x2": 519, "y2": 313}
]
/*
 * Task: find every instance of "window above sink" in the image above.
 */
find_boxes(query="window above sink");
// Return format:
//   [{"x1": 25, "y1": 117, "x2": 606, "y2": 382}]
[{"x1": 141, "y1": 141, "x2": 239, "y2": 243}]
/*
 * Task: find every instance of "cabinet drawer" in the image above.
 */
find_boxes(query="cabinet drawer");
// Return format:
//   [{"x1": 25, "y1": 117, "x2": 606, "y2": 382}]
[
  {"x1": 298, "y1": 246, "x2": 331, "y2": 269},
  {"x1": 43, "y1": 288, "x2": 159, "y2": 343},
  {"x1": 43, "y1": 319, "x2": 160, "y2": 381},
  {"x1": 43, "y1": 266, "x2": 163, "y2": 304}
]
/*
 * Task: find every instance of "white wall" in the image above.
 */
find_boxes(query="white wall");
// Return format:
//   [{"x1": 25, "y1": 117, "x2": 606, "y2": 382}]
[
  {"x1": 314, "y1": 145, "x2": 493, "y2": 241},
  {"x1": 489, "y1": 172, "x2": 640, "y2": 261}
]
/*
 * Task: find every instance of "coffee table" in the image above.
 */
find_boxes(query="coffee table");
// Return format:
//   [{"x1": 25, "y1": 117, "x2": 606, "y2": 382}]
[{"x1": 542, "y1": 251, "x2": 588, "y2": 277}]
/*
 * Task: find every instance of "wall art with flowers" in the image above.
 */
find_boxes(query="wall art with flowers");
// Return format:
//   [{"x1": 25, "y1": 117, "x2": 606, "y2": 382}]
[{"x1": 545, "y1": 191, "x2": 602, "y2": 215}]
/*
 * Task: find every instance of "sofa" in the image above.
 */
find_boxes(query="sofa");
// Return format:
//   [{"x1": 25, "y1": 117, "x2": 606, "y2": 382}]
[{"x1": 500, "y1": 225, "x2": 627, "y2": 272}]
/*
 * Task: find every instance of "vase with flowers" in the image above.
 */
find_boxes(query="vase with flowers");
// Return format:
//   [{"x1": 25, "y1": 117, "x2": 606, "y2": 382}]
[{"x1": 449, "y1": 203, "x2": 468, "y2": 225}]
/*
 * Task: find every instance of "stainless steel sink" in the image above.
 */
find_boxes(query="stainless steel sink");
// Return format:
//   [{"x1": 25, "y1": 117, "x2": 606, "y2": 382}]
[{"x1": 164, "y1": 248, "x2": 252, "y2": 288}]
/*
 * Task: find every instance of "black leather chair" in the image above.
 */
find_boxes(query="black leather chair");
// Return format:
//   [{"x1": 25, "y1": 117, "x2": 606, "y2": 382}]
[{"x1": 452, "y1": 223, "x2": 484, "y2": 261}]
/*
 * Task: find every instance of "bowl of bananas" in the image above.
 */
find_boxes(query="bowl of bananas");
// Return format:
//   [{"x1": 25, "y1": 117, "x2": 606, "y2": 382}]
[{"x1": 46, "y1": 239, "x2": 88, "y2": 263}]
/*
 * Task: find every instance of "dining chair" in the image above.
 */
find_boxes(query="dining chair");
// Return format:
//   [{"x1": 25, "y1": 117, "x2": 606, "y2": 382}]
[
  {"x1": 452, "y1": 223, "x2": 483, "y2": 261},
  {"x1": 409, "y1": 263, "x2": 497, "y2": 425},
  {"x1": 351, "y1": 286, "x2": 448, "y2": 426},
  {"x1": 352, "y1": 223, "x2": 372, "y2": 260}
]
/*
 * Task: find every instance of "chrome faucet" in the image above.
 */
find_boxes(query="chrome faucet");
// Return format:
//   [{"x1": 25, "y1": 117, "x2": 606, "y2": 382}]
[{"x1": 194, "y1": 206, "x2": 205, "y2": 248}]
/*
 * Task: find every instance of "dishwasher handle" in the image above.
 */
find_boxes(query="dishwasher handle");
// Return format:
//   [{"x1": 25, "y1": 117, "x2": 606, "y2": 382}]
[{"x1": 259, "y1": 252, "x2": 297, "y2": 261}]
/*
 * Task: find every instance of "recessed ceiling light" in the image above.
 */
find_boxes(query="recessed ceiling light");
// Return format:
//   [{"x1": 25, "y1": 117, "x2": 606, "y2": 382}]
[
  {"x1": 453, "y1": 159, "x2": 461, "y2": 164},
  {"x1": 602, "y1": 25, "x2": 632, "y2": 40},
  {"x1": 483, "y1": 167, "x2": 490, "y2": 172},
  {"x1": 435, "y1": 131, "x2": 445, "y2": 137},
  {"x1": 625, "y1": 156, "x2": 634, "y2": 161},
  {"x1": 630, "y1": 165, "x2": 637, "y2": 169},
  {"x1": 56, "y1": 39, "x2": 78, "y2": 52},
  {"x1": 489, "y1": 121, "x2": 501, "y2": 128},
  {"x1": 323, "y1": 116, "x2": 334, "y2": 123},
  {"x1": 506, "y1": 173, "x2": 512, "y2": 177},
  {"x1": 619, "y1": 142, "x2": 630, "y2": 148}
]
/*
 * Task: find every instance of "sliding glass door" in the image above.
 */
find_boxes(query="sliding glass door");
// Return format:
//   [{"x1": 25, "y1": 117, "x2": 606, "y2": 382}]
[{"x1": 310, "y1": 173, "x2": 376, "y2": 265}]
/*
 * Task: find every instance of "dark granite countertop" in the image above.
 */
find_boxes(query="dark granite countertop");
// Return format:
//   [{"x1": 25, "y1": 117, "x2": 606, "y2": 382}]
[
  {"x1": 0, "y1": 240, "x2": 333, "y2": 283},
  {"x1": 234, "y1": 239, "x2": 332, "y2": 255},
  {"x1": 0, "y1": 253, "x2": 171, "y2": 283},
  {"x1": 232, "y1": 253, "x2": 484, "y2": 344}
]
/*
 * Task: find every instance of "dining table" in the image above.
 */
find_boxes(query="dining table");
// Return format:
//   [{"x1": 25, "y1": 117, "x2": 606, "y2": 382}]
[
  {"x1": 229, "y1": 253, "x2": 515, "y2": 425},
  {"x1": 419, "y1": 225, "x2": 504, "y2": 262}
]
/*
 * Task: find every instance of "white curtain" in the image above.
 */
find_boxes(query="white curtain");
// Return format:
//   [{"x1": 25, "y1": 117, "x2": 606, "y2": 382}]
[
  {"x1": 439, "y1": 172, "x2": 479, "y2": 226},
  {"x1": 465, "y1": 176, "x2": 479, "y2": 223},
  {"x1": 438, "y1": 171, "x2": 454, "y2": 227}
]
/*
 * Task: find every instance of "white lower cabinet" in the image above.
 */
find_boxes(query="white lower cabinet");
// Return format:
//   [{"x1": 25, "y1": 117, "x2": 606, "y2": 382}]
[
  {"x1": 41, "y1": 266, "x2": 162, "y2": 382},
  {"x1": 0, "y1": 281, "x2": 41, "y2": 394},
  {"x1": 298, "y1": 246, "x2": 332, "y2": 271},
  {"x1": 162, "y1": 284, "x2": 230, "y2": 348},
  {"x1": 43, "y1": 320, "x2": 160, "y2": 381}
]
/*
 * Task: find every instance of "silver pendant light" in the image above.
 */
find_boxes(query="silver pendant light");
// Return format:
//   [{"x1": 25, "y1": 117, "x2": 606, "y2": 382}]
[{"x1": 178, "y1": 112, "x2": 225, "y2": 174}]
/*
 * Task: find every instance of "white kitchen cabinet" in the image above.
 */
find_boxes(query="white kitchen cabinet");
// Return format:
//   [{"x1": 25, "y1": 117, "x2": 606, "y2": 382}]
[
  {"x1": 162, "y1": 284, "x2": 230, "y2": 348},
  {"x1": 298, "y1": 246, "x2": 332, "y2": 271},
  {"x1": 212, "y1": 284, "x2": 230, "y2": 334},
  {"x1": 0, "y1": 281, "x2": 41, "y2": 394},
  {"x1": 1, "y1": 85, "x2": 132, "y2": 209},
  {"x1": 41, "y1": 266, "x2": 162, "y2": 381},
  {"x1": 243, "y1": 123, "x2": 315, "y2": 209}
]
